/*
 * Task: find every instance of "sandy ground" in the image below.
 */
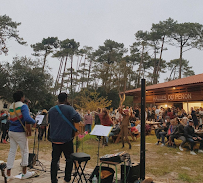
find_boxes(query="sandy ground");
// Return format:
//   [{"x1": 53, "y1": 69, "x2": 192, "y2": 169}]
[
  {"x1": 0, "y1": 158, "x2": 178, "y2": 183},
  {"x1": 0, "y1": 159, "x2": 95, "y2": 183}
]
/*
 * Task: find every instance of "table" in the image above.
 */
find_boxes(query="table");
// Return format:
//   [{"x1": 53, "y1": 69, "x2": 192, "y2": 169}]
[
  {"x1": 195, "y1": 130, "x2": 203, "y2": 137},
  {"x1": 145, "y1": 121, "x2": 161, "y2": 125},
  {"x1": 98, "y1": 160, "x2": 126, "y2": 183},
  {"x1": 146, "y1": 121, "x2": 161, "y2": 131}
]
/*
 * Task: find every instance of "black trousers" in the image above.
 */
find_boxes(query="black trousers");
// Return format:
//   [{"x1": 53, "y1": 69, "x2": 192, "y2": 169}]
[
  {"x1": 39, "y1": 126, "x2": 47, "y2": 140},
  {"x1": 1, "y1": 123, "x2": 7, "y2": 141},
  {"x1": 51, "y1": 140, "x2": 73, "y2": 183}
]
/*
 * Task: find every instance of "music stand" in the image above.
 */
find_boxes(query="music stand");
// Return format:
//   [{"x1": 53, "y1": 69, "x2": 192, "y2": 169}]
[
  {"x1": 90, "y1": 125, "x2": 113, "y2": 166},
  {"x1": 31, "y1": 115, "x2": 47, "y2": 172}
]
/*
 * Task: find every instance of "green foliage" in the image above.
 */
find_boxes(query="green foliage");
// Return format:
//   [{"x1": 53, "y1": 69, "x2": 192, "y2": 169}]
[
  {"x1": 123, "y1": 96, "x2": 133, "y2": 107},
  {"x1": 31, "y1": 37, "x2": 59, "y2": 70},
  {"x1": 0, "y1": 56, "x2": 55, "y2": 112},
  {"x1": 0, "y1": 14, "x2": 26, "y2": 55},
  {"x1": 94, "y1": 39, "x2": 128, "y2": 64},
  {"x1": 0, "y1": 63, "x2": 10, "y2": 100},
  {"x1": 165, "y1": 58, "x2": 195, "y2": 81}
]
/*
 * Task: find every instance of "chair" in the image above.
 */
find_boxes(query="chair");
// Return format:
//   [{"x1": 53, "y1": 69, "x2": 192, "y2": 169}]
[{"x1": 70, "y1": 152, "x2": 90, "y2": 183}]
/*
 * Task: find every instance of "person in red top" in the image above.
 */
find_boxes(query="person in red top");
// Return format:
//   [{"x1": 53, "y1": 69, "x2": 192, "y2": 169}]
[
  {"x1": 98, "y1": 109, "x2": 113, "y2": 126},
  {"x1": 98, "y1": 109, "x2": 113, "y2": 146},
  {"x1": 167, "y1": 108, "x2": 174, "y2": 119}
]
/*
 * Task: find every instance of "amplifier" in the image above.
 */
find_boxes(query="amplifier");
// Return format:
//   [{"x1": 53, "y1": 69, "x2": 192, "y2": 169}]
[
  {"x1": 100, "y1": 151, "x2": 127, "y2": 163},
  {"x1": 121, "y1": 163, "x2": 140, "y2": 183}
]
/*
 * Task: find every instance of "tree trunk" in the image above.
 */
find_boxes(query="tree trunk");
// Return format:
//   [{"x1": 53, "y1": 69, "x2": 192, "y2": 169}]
[
  {"x1": 138, "y1": 43, "x2": 145, "y2": 87},
  {"x1": 60, "y1": 57, "x2": 68, "y2": 93},
  {"x1": 152, "y1": 47, "x2": 157, "y2": 84},
  {"x1": 82, "y1": 57, "x2": 86, "y2": 88},
  {"x1": 54, "y1": 58, "x2": 64, "y2": 95},
  {"x1": 119, "y1": 93, "x2": 125, "y2": 108},
  {"x1": 156, "y1": 36, "x2": 165, "y2": 84},
  {"x1": 179, "y1": 38, "x2": 183, "y2": 79},
  {"x1": 71, "y1": 56, "x2": 73, "y2": 106},
  {"x1": 87, "y1": 59, "x2": 92, "y2": 88},
  {"x1": 42, "y1": 50, "x2": 48, "y2": 72}
]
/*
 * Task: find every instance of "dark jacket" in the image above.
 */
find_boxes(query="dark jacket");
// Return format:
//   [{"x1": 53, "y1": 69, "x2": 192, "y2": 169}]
[
  {"x1": 111, "y1": 124, "x2": 120, "y2": 135},
  {"x1": 48, "y1": 104, "x2": 81, "y2": 143},
  {"x1": 171, "y1": 124, "x2": 184, "y2": 136},
  {"x1": 184, "y1": 125, "x2": 197, "y2": 139},
  {"x1": 95, "y1": 114, "x2": 101, "y2": 125}
]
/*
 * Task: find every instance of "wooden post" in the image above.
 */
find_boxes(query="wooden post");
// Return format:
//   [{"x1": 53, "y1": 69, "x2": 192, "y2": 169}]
[{"x1": 140, "y1": 79, "x2": 146, "y2": 180}]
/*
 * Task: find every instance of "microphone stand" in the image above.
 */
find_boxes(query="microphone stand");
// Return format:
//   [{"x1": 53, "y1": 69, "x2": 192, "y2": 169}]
[{"x1": 30, "y1": 125, "x2": 46, "y2": 172}]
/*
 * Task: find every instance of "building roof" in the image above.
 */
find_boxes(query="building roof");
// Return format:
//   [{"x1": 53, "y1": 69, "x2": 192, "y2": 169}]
[{"x1": 125, "y1": 73, "x2": 203, "y2": 94}]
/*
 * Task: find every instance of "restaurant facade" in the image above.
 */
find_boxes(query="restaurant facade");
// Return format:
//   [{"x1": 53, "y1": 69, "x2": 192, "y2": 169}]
[{"x1": 125, "y1": 73, "x2": 203, "y2": 112}]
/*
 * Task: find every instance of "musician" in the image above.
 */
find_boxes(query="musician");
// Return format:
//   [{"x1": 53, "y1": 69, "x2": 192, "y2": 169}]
[
  {"x1": 48, "y1": 92, "x2": 81, "y2": 183},
  {"x1": 7, "y1": 91, "x2": 36, "y2": 180},
  {"x1": 119, "y1": 108, "x2": 132, "y2": 149}
]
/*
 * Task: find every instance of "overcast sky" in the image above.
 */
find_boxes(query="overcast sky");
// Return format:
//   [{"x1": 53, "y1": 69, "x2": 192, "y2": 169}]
[{"x1": 1, "y1": 0, "x2": 203, "y2": 83}]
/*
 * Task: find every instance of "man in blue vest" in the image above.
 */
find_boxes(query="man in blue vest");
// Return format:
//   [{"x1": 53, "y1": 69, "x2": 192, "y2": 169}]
[{"x1": 48, "y1": 92, "x2": 81, "y2": 183}]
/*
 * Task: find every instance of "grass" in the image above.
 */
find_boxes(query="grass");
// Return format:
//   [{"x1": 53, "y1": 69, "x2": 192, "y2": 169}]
[
  {"x1": 1, "y1": 131, "x2": 203, "y2": 182},
  {"x1": 178, "y1": 173, "x2": 194, "y2": 183}
]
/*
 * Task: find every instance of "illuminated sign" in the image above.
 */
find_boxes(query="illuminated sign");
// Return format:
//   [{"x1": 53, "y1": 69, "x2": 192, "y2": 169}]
[{"x1": 152, "y1": 92, "x2": 192, "y2": 102}]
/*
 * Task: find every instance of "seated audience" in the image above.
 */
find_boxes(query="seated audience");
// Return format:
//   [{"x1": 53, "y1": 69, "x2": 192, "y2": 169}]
[
  {"x1": 166, "y1": 119, "x2": 177, "y2": 147},
  {"x1": 155, "y1": 116, "x2": 170, "y2": 146},
  {"x1": 184, "y1": 119, "x2": 203, "y2": 155},
  {"x1": 109, "y1": 120, "x2": 120, "y2": 142}
]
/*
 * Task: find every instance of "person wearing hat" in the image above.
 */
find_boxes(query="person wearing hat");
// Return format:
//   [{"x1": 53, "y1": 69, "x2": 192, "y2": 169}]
[{"x1": 184, "y1": 119, "x2": 203, "y2": 155}]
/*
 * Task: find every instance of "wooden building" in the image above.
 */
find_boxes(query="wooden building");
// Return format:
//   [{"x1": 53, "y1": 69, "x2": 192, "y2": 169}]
[{"x1": 125, "y1": 73, "x2": 203, "y2": 112}]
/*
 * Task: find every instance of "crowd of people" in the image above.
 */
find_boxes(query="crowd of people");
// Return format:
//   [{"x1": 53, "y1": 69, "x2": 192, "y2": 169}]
[
  {"x1": 77, "y1": 105, "x2": 203, "y2": 156},
  {"x1": 1, "y1": 92, "x2": 203, "y2": 182}
]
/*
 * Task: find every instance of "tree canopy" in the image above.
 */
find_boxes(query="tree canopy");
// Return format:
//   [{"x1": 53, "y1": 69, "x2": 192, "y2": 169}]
[
  {"x1": 0, "y1": 15, "x2": 26, "y2": 55},
  {"x1": 1, "y1": 16, "x2": 202, "y2": 110}
]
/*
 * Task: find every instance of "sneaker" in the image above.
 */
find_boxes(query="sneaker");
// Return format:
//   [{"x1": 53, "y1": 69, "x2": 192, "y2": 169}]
[
  {"x1": 155, "y1": 142, "x2": 159, "y2": 145},
  {"x1": 190, "y1": 151, "x2": 197, "y2": 155},
  {"x1": 3, "y1": 139, "x2": 8, "y2": 144},
  {"x1": 22, "y1": 171, "x2": 35, "y2": 179},
  {"x1": 179, "y1": 146, "x2": 184, "y2": 151},
  {"x1": 198, "y1": 149, "x2": 203, "y2": 153},
  {"x1": 160, "y1": 143, "x2": 165, "y2": 147},
  {"x1": 6, "y1": 175, "x2": 14, "y2": 181}
]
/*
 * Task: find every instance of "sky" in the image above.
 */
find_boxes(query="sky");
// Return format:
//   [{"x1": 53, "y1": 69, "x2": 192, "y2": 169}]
[{"x1": 1, "y1": 0, "x2": 203, "y2": 83}]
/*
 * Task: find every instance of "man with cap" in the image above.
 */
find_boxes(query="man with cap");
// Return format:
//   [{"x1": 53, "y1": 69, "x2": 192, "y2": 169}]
[{"x1": 184, "y1": 119, "x2": 203, "y2": 155}]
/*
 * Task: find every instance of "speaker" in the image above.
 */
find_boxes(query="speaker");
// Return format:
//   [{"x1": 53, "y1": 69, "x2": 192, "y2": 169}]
[{"x1": 121, "y1": 163, "x2": 140, "y2": 183}]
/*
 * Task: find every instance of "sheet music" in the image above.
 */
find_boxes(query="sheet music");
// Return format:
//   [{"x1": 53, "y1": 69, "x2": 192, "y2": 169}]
[
  {"x1": 35, "y1": 115, "x2": 45, "y2": 125},
  {"x1": 90, "y1": 125, "x2": 113, "y2": 137}
]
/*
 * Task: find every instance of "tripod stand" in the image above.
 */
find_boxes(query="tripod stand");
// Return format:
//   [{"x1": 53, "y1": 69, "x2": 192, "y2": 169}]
[{"x1": 30, "y1": 125, "x2": 46, "y2": 172}]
